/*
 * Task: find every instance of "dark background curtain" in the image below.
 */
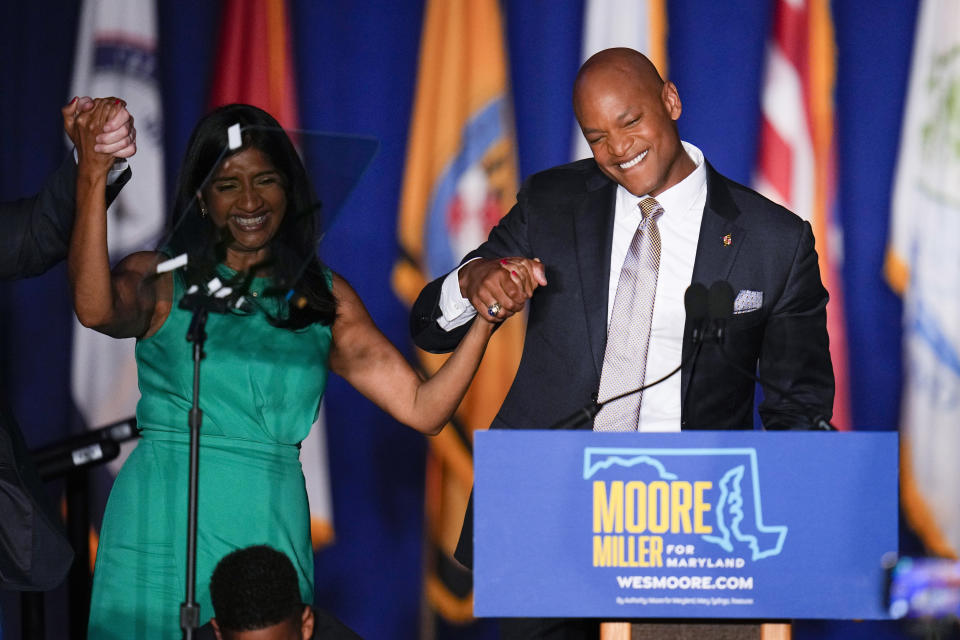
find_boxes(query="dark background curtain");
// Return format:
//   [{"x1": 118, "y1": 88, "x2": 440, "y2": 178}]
[{"x1": 0, "y1": 1, "x2": 918, "y2": 638}]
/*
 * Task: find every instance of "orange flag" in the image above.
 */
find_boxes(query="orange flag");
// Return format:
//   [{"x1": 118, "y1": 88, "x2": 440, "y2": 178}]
[{"x1": 393, "y1": 0, "x2": 523, "y2": 623}]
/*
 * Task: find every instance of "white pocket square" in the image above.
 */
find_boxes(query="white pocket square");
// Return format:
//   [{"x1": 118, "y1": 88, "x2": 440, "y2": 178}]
[{"x1": 733, "y1": 289, "x2": 763, "y2": 314}]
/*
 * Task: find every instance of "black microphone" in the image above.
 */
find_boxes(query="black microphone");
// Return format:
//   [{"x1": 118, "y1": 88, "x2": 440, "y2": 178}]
[
  {"x1": 31, "y1": 417, "x2": 140, "y2": 480},
  {"x1": 549, "y1": 283, "x2": 708, "y2": 430},
  {"x1": 704, "y1": 280, "x2": 836, "y2": 431},
  {"x1": 685, "y1": 282, "x2": 709, "y2": 343},
  {"x1": 706, "y1": 280, "x2": 734, "y2": 342}
]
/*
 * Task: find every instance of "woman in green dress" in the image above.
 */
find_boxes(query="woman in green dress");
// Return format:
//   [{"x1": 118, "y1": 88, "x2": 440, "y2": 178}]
[{"x1": 68, "y1": 100, "x2": 537, "y2": 639}]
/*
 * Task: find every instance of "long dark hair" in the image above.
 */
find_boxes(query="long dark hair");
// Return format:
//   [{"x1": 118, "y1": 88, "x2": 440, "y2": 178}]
[{"x1": 165, "y1": 103, "x2": 335, "y2": 328}]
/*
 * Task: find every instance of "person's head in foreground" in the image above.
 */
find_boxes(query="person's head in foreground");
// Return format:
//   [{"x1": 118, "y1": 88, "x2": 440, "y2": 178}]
[{"x1": 209, "y1": 545, "x2": 314, "y2": 640}]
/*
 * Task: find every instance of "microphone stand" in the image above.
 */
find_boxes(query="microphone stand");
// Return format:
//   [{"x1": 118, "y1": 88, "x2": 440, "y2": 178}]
[
  {"x1": 178, "y1": 293, "x2": 209, "y2": 639},
  {"x1": 176, "y1": 285, "x2": 238, "y2": 639},
  {"x1": 550, "y1": 338, "x2": 705, "y2": 430},
  {"x1": 550, "y1": 283, "x2": 711, "y2": 431},
  {"x1": 549, "y1": 280, "x2": 834, "y2": 432},
  {"x1": 703, "y1": 280, "x2": 835, "y2": 431},
  {"x1": 711, "y1": 342, "x2": 836, "y2": 431},
  {"x1": 159, "y1": 244, "x2": 265, "y2": 638}
]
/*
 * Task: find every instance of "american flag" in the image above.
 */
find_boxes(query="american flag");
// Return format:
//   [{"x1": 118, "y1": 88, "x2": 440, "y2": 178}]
[{"x1": 754, "y1": 0, "x2": 851, "y2": 429}]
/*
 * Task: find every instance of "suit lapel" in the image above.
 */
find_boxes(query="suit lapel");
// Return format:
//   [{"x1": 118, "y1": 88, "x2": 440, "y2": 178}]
[
  {"x1": 682, "y1": 164, "x2": 747, "y2": 409},
  {"x1": 572, "y1": 162, "x2": 747, "y2": 414},
  {"x1": 691, "y1": 166, "x2": 746, "y2": 285},
  {"x1": 574, "y1": 171, "x2": 617, "y2": 379}
]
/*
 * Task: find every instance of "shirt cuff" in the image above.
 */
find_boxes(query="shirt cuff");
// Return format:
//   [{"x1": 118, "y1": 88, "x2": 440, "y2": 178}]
[
  {"x1": 106, "y1": 159, "x2": 128, "y2": 185},
  {"x1": 437, "y1": 261, "x2": 479, "y2": 331},
  {"x1": 73, "y1": 149, "x2": 127, "y2": 185}
]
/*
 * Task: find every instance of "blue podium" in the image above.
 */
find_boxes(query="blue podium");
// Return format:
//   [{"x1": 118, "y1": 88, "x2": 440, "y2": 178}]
[{"x1": 473, "y1": 430, "x2": 897, "y2": 622}]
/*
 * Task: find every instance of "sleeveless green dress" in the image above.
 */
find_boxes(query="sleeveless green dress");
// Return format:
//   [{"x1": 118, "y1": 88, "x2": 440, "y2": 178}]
[{"x1": 88, "y1": 268, "x2": 332, "y2": 639}]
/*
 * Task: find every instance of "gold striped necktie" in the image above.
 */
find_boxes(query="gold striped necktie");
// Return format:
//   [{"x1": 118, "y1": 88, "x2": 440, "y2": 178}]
[{"x1": 593, "y1": 196, "x2": 664, "y2": 432}]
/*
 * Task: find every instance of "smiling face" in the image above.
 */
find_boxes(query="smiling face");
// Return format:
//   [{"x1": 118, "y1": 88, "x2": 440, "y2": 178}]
[
  {"x1": 202, "y1": 146, "x2": 288, "y2": 272},
  {"x1": 573, "y1": 51, "x2": 695, "y2": 197}
]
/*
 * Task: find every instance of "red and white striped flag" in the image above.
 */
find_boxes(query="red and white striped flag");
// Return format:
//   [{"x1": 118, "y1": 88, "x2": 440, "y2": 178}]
[{"x1": 754, "y1": 0, "x2": 851, "y2": 429}]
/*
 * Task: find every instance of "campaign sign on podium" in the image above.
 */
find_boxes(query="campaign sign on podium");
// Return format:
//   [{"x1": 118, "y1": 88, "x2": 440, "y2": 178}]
[{"x1": 473, "y1": 431, "x2": 897, "y2": 619}]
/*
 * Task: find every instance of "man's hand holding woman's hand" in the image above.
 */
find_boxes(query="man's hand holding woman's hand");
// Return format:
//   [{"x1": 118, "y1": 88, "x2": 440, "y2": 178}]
[
  {"x1": 62, "y1": 96, "x2": 137, "y2": 160},
  {"x1": 458, "y1": 256, "x2": 548, "y2": 323}
]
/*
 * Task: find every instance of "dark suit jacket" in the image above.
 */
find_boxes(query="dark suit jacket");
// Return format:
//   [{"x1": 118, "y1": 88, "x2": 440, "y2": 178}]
[
  {"x1": 0, "y1": 153, "x2": 130, "y2": 590},
  {"x1": 1, "y1": 154, "x2": 130, "y2": 280},
  {"x1": 410, "y1": 158, "x2": 834, "y2": 566}
]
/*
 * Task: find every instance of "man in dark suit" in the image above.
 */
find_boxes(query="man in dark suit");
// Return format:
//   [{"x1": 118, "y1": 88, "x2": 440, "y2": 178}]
[
  {"x1": 1, "y1": 96, "x2": 135, "y2": 591},
  {"x1": 410, "y1": 49, "x2": 834, "y2": 639}
]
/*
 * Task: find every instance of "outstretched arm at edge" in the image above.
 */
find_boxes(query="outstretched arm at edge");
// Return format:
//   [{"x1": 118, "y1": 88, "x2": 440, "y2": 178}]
[{"x1": 332, "y1": 273, "x2": 495, "y2": 435}]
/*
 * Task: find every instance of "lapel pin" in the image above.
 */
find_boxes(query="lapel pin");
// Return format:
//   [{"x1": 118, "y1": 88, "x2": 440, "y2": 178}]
[{"x1": 722, "y1": 234, "x2": 732, "y2": 247}]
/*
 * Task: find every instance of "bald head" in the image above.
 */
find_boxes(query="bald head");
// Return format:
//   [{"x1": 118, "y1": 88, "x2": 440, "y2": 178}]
[
  {"x1": 573, "y1": 48, "x2": 664, "y2": 108},
  {"x1": 571, "y1": 47, "x2": 694, "y2": 197}
]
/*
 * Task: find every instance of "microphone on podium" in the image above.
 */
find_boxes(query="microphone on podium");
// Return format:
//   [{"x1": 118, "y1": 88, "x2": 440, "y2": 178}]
[
  {"x1": 705, "y1": 280, "x2": 734, "y2": 342},
  {"x1": 549, "y1": 283, "x2": 709, "y2": 430},
  {"x1": 704, "y1": 280, "x2": 835, "y2": 431},
  {"x1": 549, "y1": 281, "x2": 835, "y2": 431}
]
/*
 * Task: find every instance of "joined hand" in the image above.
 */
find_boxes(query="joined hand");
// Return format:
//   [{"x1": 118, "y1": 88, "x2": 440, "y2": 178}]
[
  {"x1": 62, "y1": 96, "x2": 137, "y2": 160},
  {"x1": 459, "y1": 256, "x2": 547, "y2": 322}
]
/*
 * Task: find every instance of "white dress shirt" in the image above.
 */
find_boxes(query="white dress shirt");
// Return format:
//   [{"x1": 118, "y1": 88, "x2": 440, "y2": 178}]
[
  {"x1": 437, "y1": 142, "x2": 708, "y2": 431},
  {"x1": 612, "y1": 142, "x2": 706, "y2": 431}
]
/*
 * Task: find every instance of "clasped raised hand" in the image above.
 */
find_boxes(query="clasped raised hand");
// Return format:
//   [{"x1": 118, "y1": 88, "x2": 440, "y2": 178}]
[
  {"x1": 62, "y1": 96, "x2": 137, "y2": 169},
  {"x1": 459, "y1": 256, "x2": 548, "y2": 323}
]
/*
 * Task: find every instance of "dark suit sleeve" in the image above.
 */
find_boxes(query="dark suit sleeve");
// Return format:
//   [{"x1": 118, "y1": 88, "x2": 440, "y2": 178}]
[
  {"x1": 757, "y1": 220, "x2": 835, "y2": 428},
  {"x1": 410, "y1": 182, "x2": 535, "y2": 353},
  {"x1": 0, "y1": 154, "x2": 131, "y2": 280},
  {"x1": 0, "y1": 398, "x2": 74, "y2": 590}
]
